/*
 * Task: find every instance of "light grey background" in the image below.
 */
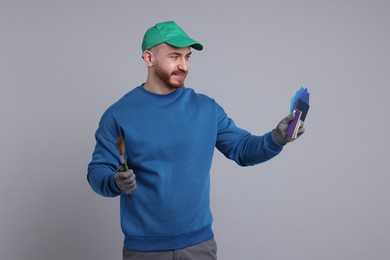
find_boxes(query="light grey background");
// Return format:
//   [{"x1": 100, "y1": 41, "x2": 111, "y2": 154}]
[{"x1": 1, "y1": 0, "x2": 389, "y2": 259}]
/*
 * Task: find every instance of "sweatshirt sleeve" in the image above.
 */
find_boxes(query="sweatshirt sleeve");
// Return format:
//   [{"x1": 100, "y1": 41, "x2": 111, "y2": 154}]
[
  {"x1": 87, "y1": 113, "x2": 122, "y2": 197},
  {"x1": 215, "y1": 103, "x2": 283, "y2": 166}
]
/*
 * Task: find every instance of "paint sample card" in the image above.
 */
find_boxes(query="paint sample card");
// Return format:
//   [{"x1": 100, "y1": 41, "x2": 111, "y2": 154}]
[{"x1": 287, "y1": 87, "x2": 310, "y2": 138}]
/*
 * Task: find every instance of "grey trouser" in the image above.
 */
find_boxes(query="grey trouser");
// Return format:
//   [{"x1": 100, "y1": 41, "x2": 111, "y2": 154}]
[{"x1": 123, "y1": 238, "x2": 217, "y2": 260}]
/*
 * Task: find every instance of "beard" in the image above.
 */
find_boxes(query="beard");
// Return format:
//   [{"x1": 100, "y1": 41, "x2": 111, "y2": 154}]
[{"x1": 154, "y1": 62, "x2": 187, "y2": 89}]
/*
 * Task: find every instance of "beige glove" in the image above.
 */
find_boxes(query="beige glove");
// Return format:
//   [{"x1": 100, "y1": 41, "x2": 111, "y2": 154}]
[
  {"x1": 272, "y1": 113, "x2": 305, "y2": 145},
  {"x1": 114, "y1": 166, "x2": 137, "y2": 195}
]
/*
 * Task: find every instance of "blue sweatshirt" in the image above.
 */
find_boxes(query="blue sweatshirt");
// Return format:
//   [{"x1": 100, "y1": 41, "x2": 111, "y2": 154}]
[{"x1": 87, "y1": 85, "x2": 283, "y2": 251}]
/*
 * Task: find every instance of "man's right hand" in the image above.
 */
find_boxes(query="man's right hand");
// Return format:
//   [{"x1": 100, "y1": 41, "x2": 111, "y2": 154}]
[{"x1": 114, "y1": 168, "x2": 137, "y2": 195}]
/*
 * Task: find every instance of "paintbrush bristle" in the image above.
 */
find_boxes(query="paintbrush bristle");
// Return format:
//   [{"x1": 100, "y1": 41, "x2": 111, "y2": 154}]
[
  {"x1": 115, "y1": 136, "x2": 129, "y2": 171},
  {"x1": 115, "y1": 136, "x2": 125, "y2": 156}
]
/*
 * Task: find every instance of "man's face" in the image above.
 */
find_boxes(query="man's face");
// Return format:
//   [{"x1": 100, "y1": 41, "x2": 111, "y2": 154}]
[{"x1": 152, "y1": 43, "x2": 192, "y2": 90}]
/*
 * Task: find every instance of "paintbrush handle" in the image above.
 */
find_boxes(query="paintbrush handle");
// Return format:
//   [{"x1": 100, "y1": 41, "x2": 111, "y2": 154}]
[
  {"x1": 119, "y1": 155, "x2": 129, "y2": 171},
  {"x1": 122, "y1": 163, "x2": 129, "y2": 172}
]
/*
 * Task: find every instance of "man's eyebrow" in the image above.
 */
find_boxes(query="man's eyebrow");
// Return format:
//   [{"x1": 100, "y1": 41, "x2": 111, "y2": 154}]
[{"x1": 168, "y1": 51, "x2": 192, "y2": 56}]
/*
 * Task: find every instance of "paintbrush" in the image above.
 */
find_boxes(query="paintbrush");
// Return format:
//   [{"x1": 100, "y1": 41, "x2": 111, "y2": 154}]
[{"x1": 115, "y1": 136, "x2": 129, "y2": 171}]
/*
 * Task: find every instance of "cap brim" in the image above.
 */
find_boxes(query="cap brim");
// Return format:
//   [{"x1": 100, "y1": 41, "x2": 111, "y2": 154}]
[{"x1": 166, "y1": 36, "x2": 203, "y2": 51}]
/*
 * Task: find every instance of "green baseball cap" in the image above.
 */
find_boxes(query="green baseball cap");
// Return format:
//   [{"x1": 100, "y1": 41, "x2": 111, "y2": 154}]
[{"x1": 141, "y1": 21, "x2": 203, "y2": 52}]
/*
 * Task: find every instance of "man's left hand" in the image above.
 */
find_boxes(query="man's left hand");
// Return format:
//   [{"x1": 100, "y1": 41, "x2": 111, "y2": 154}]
[{"x1": 272, "y1": 112, "x2": 305, "y2": 146}]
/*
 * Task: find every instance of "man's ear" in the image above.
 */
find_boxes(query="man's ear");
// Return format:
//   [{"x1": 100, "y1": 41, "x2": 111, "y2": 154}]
[{"x1": 143, "y1": 50, "x2": 154, "y2": 67}]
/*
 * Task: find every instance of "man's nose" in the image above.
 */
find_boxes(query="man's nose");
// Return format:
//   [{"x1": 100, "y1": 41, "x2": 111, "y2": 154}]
[{"x1": 178, "y1": 58, "x2": 189, "y2": 71}]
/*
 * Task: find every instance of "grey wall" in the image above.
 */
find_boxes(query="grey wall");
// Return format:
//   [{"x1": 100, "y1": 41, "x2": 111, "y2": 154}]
[{"x1": 1, "y1": 1, "x2": 389, "y2": 259}]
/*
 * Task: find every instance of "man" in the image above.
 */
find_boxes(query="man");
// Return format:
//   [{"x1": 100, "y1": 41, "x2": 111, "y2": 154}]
[{"x1": 87, "y1": 21, "x2": 305, "y2": 260}]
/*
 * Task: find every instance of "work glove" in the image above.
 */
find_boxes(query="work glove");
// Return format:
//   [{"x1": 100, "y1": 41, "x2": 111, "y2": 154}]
[
  {"x1": 272, "y1": 112, "x2": 305, "y2": 146},
  {"x1": 114, "y1": 166, "x2": 137, "y2": 195}
]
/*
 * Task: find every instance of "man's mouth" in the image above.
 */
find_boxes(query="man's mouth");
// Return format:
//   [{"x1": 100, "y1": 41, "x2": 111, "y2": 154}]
[{"x1": 172, "y1": 72, "x2": 187, "y2": 80}]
